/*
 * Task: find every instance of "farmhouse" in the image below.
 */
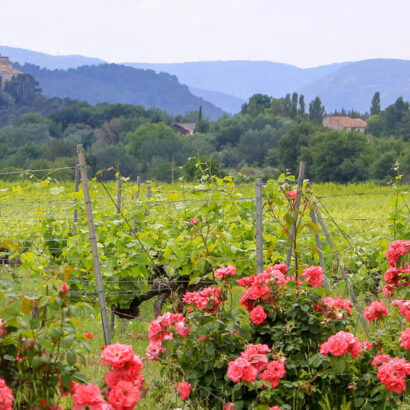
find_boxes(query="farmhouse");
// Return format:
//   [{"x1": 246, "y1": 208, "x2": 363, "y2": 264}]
[
  {"x1": 171, "y1": 122, "x2": 196, "y2": 136},
  {"x1": 0, "y1": 56, "x2": 22, "y2": 87},
  {"x1": 323, "y1": 116, "x2": 367, "y2": 133}
]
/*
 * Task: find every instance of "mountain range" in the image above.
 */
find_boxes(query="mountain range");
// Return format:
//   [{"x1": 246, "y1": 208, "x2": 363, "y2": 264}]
[{"x1": 2, "y1": 45, "x2": 410, "y2": 115}]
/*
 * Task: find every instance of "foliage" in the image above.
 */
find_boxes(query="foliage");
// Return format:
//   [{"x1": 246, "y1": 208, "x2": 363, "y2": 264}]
[
  {"x1": 15, "y1": 62, "x2": 225, "y2": 120},
  {"x1": 145, "y1": 185, "x2": 409, "y2": 409},
  {"x1": 305, "y1": 130, "x2": 370, "y2": 183},
  {"x1": 1, "y1": 68, "x2": 410, "y2": 183},
  {"x1": 0, "y1": 265, "x2": 91, "y2": 408},
  {"x1": 308, "y1": 97, "x2": 325, "y2": 124},
  {"x1": 370, "y1": 92, "x2": 381, "y2": 116},
  {"x1": 181, "y1": 156, "x2": 224, "y2": 182}
]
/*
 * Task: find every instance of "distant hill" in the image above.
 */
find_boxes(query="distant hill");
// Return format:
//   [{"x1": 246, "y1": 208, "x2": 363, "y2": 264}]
[
  {"x1": 124, "y1": 61, "x2": 348, "y2": 100},
  {"x1": 189, "y1": 87, "x2": 246, "y2": 114},
  {"x1": 14, "y1": 63, "x2": 226, "y2": 120},
  {"x1": 3, "y1": 46, "x2": 410, "y2": 115},
  {"x1": 0, "y1": 45, "x2": 105, "y2": 70},
  {"x1": 298, "y1": 59, "x2": 410, "y2": 112}
]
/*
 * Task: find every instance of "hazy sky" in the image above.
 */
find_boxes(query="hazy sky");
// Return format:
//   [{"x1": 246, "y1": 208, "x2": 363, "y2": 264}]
[{"x1": 1, "y1": 0, "x2": 409, "y2": 67}]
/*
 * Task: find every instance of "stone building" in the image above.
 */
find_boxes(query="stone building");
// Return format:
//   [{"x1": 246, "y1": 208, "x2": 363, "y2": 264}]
[
  {"x1": 322, "y1": 116, "x2": 367, "y2": 133},
  {"x1": 0, "y1": 56, "x2": 22, "y2": 87}
]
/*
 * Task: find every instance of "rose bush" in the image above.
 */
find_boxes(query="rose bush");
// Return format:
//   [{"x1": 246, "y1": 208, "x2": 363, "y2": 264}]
[
  {"x1": 0, "y1": 267, "x2": 93, "y2": 408},
  {"x1": 147, "y1": 243, "x2": 409, "y2": 409},
  {"x1": 0, "y1": 263, "x2": 145, "y2": 409}
]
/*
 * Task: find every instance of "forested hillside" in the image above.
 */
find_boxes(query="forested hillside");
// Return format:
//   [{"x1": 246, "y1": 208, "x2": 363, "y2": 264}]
[
  {"x1": 0, "y1": 70, "x2": 409, "y2": 184},
  {"x1": 13, "y1": 63, "x2": 225, "y2": 120}
]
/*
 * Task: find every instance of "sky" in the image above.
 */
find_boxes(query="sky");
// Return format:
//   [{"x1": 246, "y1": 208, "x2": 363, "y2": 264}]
[{"x1": 0, "y1": 0, "x2": 409, "y2": 68}]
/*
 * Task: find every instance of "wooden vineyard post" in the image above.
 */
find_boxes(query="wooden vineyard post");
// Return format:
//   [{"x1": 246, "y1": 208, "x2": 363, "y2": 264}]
[
  {"x1": 310, "y1": 205, "x2": 330, "y2": 289},
  {"x1": 76, "y1": 144, "x2": 111, "y2": 345},
  {"x1": 146, "y1": 184, "x2": 152, "y2": 216},
  {"x1": 255, "y1": 178, "x2": 264, "y2": 274},
  {"x1": 73, "y1": 164, "x2": 80, "y2": 235},
  {"x1": 132, "y1": 176, "x2": 141, "y2": 234},
  {"x1": 136, "y1": 176, "x2": 141, "y2": 198},
  {"x1": 286, "y1": 161, "x2": 305, "y2": 267},
  {"x1": 314, "y1": 205, "x2": 370, "y2": 337},
  {"x1": 116, "y1": 174, "x2": 122, "y2": 214},
  {"x1": 171, "y1": 156, "x2": 175, "y2": 185}
]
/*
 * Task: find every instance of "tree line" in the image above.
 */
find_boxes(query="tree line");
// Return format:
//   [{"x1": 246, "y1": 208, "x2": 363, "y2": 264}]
[{"x1": 0, "y1": 73, "x2": 409, "y2": 183}]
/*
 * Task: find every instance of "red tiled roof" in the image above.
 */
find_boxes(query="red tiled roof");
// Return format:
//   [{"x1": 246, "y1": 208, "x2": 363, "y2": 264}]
[
  {"x1": 324, "y1": 116, "x2": 367, "y2": 128},
  {"x1": 172, "y1": 123, "x2": 196, "y2": 131}
]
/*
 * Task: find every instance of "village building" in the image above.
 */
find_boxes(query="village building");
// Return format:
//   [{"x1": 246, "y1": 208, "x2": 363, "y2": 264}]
[
  {"x1": 171, "y1": 122, "x2": 196, "y2": 136},
  {"x1": 322, "y1": 116, "x2": 367, "y2": 133},
  {"x1": 0, "y1": 56, "x2": 22, "y2": 87}
]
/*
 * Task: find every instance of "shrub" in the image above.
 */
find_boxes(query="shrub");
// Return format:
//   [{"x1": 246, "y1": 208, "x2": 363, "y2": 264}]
[{"x1": 147, "y1": 246, "x2": 409, "y2": 409}]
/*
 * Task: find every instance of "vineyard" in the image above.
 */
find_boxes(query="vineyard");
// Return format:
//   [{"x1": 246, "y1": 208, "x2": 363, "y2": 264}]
[{"x1": 0, "y1": 159, "x2": 409, "y2": 409}]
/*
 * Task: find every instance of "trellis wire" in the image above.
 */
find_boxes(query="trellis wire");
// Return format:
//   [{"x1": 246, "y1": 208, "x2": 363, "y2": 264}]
[{"x1": 2, "y1": 161, "x2": 407, "y2": 343}]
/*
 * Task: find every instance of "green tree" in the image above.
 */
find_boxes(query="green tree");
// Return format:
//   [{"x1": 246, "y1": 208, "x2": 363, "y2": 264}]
[
  {"x1": 278, "y1": 120, "x2": 319, "y2": 174},
  {"x1": 382, "y1": 97, "x2": 410, "y2": 137},
  {"x1": 366, "y1": 115, "x2": 383, "y2": 137},
  {"x1": 309, "y1": 97, "x2": 325, "y2": 124},
  {"x1": 284, "y1": 94, "x2": 292, "y2": 117},
  {"x1": 307, "y1": 130, "x2": 370, "y2": 182},
  {"x1": 126, "y1": 122, "x2": 181, "y2": 176},
  {"x1": 4, "y1": 73, "x2": 42, "y2": 105},
  {"x1": 298, "y1": 95, "x2": 305, "y2": 116},
  {"x1": 94, "y1": 118, "x2": 123, "y2": 145},
  {"x1": 245, "y1": 94, "x2": 271, "y2": 117},
  {"x1": 291, "y1": 92, "x2": 298, "y2": 118},
  {"x1": 238, "y1": 125, "x2": 284, "y2": 166},
  {"x1": 370, "y1": 92, "x2": 381, "y2": 116}
]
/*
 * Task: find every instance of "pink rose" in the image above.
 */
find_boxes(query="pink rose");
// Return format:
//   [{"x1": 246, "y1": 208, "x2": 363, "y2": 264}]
[
  {"x1": 227, "y1": 357, "x2": 258, "y2": 383},
  {"x1": 260, "y1": 360, "x2": 286, "y2": 388},
  {"x1": 241, "y1": 345, "x2": 270, "y2": 372},
  {"x1": 286, "y1": 190, "x2": 297, "y2": 199},
  {"x1": 175, "y1": 321, "x2": 190, "y2": 337},
  {"x1": 72, "y1": 384, "x2": 107, "y2": 409},
  {"x1": 177, "y1": 381, "x2": 191, "y2": 399},
  {"x1": 0, "y1": 378, "x2": 14, "y2": 410},
  {"x1": 400, "y1": 328, "x2": 410, "y2": 350},
  {"x1": 363, "y1": 301, "x2": 388, "y2": 322},
  {"x1": 249, "y1": 305, "x2": 267, "y2": 325},
  {"x1": 361, "y1": 340, "x2": 373, "y2": 351},
  {"x1": 215, "y1": 265, "x2": 236, "y2": 278},
  {"x1": 377, "y1": 357, "x2": 410, "y2": 394},
  {"x1": 106, "y1": 380, "x2": 140, "y2": 409},
  {"x1": 386, "y1": 240, "x2": 410, "y2": 267},
  {"x1": 60, "y1": 283, "x2": 69, "y2": 293},
  {"x1": 301, "y1": 266, "x2": 324, "y2": 287},
  {"x1": 100, "y1": 343, "x2": 134, "y2": 368},
  {"x1": 371, "y1": 354, "x2": 392, "y2": 367},
  {"x1": 320, "y1": 331, "x2": 361, "y2": 359},
  {"x1": 190, "y1": 218, "x2": 198, "y2": 225},
  {"x1": 392, "y1": 299, "x2": 410, "y2": 322}
]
